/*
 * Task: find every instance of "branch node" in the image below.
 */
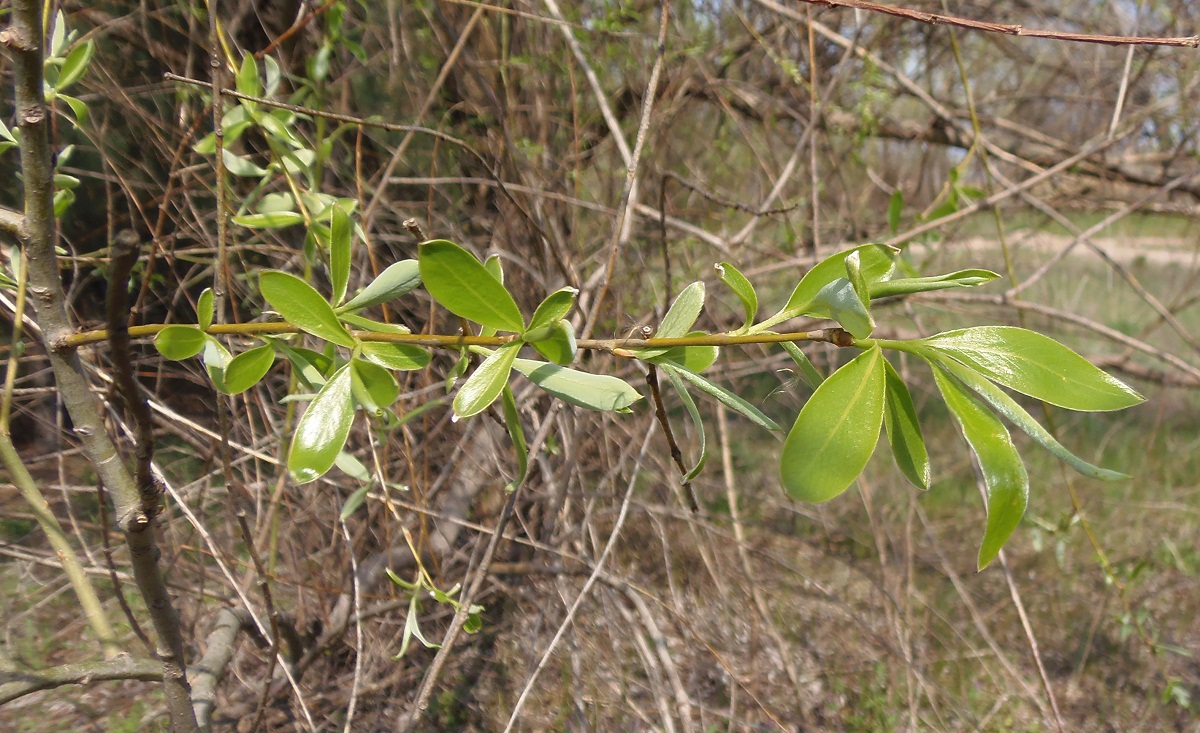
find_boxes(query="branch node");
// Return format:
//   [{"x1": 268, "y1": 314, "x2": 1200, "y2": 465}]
[{"x1": 0, "y1": 27, "x2": 36, "y2": 52}]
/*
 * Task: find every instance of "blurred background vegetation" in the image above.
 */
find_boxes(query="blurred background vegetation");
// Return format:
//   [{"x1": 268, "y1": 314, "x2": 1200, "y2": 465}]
[{"x1": 1, "y1": 0, "x2": 1199, "y2": 730}]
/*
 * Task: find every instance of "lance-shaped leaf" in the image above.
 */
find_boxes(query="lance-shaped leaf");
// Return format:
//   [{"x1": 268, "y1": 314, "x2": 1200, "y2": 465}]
[
  {"x1": 197, "y1": 288, "x2": 214, "y2": 331},
  {"x1": 649, "y1": 331, "x2": 719, "y2": 374},
  {"x1": 289, "y1": 364, "x2": 355, "y2": 483},
  {"x1": 932, "y1": 364, "x2": 1028, "y2": 570},
  {"x1": 329, "y1": 205, "x2": 352, "y2": 306},
  {"x1": 664, "y1": 368, "x2": 707, "y2": 482},
  {"x1": 636, "y1": 282, "x2": 706, "y2": 359},
  {"x1": 260, "y1": 270, "x2": 356, "y2": 347},
  {"x1": 780, "y1": 347, "x2": 885, "y2": 503},
  {"x1": 869, "y1": 269, "x2": 999, "y2": 299},
  {"x1": 928, "y1": 352, "x2": 1130, "y2": 480},
  {"x1": 887, "y1": 189, "x2": 903, "y2": 233},
  {"x1": 667, "y1": 365, "x2": 780, "y2": 432},
  {"x1": 223, "y1": 343, "x2": 276, "y2": 394},
  {"x1": 882, "y1": 359, "x2": 930, "y2": 490},
  {"x1": 716, "y1": 261, "x2": 757, "y2": 332},
  {"x1": 154, "y1": 325, "x2": 206, "y2": 360},
  {"x1": 454, "y1": 342, "x2": 520, "y2": 418},
  {"x1": 339, "y1": 260, "x2": 422, "y2": 313},
  {"x1": 781, "y1": 341, "x2": 824, "y2": 389},
  {"x1": 513, "y1": 358, "x2": 641, "y2": 412},
  {"x1": 528, "y1": 287, "x2": 578, "y2": 331},
  {"x1": 202, "y1": 337, "x2": 232, "y2": 393},
  {"x1": 361, "y1": 342, "x2": 431, "y2": 371},
  {"x1": 806, "y1": 277, "x2": 874, "y2": 338},
  {"x1": 779, "y1": 244, "x2": 897, "y2": 316},
  {"x1": 500, "y1": 386, "x2": 528, "y2": 492},
  {"x1": 351, "y1": 357, "x2": 399, "y2": 416},
  {"x1": 236, "y1": 53, "x2": 261, "y2": 98},
  {"x1": 922, "y1": 326, "x2": 1143, "y2": 411},
  {"x1": 845, "y1": 250, "x2": 871, "y2": 310},
  {"x1": 232, "y1": 212, "x2": 306, "y2": 229},
  {"x1": 339, "y1": 313, "x2": 410, "y2": 334},
  {"x1": 419, "y1": 239, "x2": 524, "y2": 332}
]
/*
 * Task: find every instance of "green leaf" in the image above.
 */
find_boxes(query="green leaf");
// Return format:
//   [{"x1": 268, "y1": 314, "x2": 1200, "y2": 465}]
[
  {"x1": 500, "y1": 386, "x2": 528, "y2": 491},
  {"x1": 197, "y1": 288, "x2": 214, "y2": 331},
  {"x1": 928, "y1": 353, "x2": 1130, "y2": 481},
  {"x1": 882, "y1": 359, "x2": 930, "y2": 490},
  {"x1": 922, "y1": 326, "x2": 1143, "y2": 411},
  {"x1": 845, "y1": 250, "x2": 871, "y2": 311},
  {"x1": 264, "y1": 55, "x2": 282, "y2": 96},
  {"x1": 340, "y1": 484, "x2": 372, "y2": 520},
  {"x1": 58, "y1": 94, "x2": 89, "y2": 125},
  {"x1": 780, "y1": 244, "x2": 897, "y2": 316},
  {"x1": 513, "y1": 358, "x2": 642, "y2": 412},
  {"x1": 780, "y1": 347, "x2": 885, "y2": 503},
  {"x1": 887, "y1": 189, "x2": 903, "y2": 233},
  {"x1": 236, "y1": 53, "x2": 261, "y2": 98},
  {"x1": 649, "y1": 331, "x2": 719, "y2": 373},
  {"x1": 419, "y1": 240, "x2": 524, "y2": 332},
  {"x1": 329, "y1": 206, "x2": 352, "y2": 306},
  {"x1": 453, "y1": 343, "x2": 520, "y2": 417},
  {"x1": 484, "y1": 254, "x2": 504, "y2": 284},
  {"x1": 202, "y1": 337, "x2": 233, "y2": 393},
  {"x1": 221, "y1": 149, "x2": 267, "y2": 177},
  {"x1": 335, "y1": 451, "x2": 372, "y2": 482},
  {"x1": 360, "y1": 342, "x2": 431, "y2": 371},
  {"x1": 259, "y1": 270, "x2": 357, "y2": 347},
  {"x1": 339, "y1": 260, "x2": 422, "y2": 313},
  {"x1": 55, "y1": 40, "x2": 95, "y2": 92},
  {"x1": 154, "y1": 325, "x2": 206, "y2": 360},
  {"x1": 528, "y1": 287, "x2": 578, "y2": 331},
  {"x1": 530, "y1": 320, "x2": 577, "y2": 365},
  {"x1": 53, "y1": 189, "x2": 75, "y2": 217},
  {"x1": 780, "y1": 341, "x2": 824, "y2": 388},
  {"x1": 338, "y1": 313, "x2": 411, "y2": 334},
  {"x1": 223, "y1": 344, "x2": 276, "y2": 394},
  {"x1": 931, "y1": 365, "x2": 1028, "y2": 570},
  {"x1": 657, "y1": 281, "x2": 705, "y2": 338},
  {"x1": 667, "y1": 366, "x2": 780, "y2": 432},
  {"x1": 232, "y1": 212, "x2": 305, "y2": 229},
  {"x1": 273, "y1": 342, "x2": 332, "y2": 389},
  {"x1": 870, "y1": 270, "x2": 1000, "y2": 299},
  {"x1": 716, "y1": 262, "x2": 757, "y2": 332},
  {"x1": 664, "y1": 368, "x2": 707, "y2": 482},
  {"x1": 807, "y1": 277, "x2": 875, "y2": 339},
  {"x1": 351, "y1": 357, "x2": 399, "y2": 416},
  {"x1": 289, "y1": 364, "x2": 355, "y2": 483}
]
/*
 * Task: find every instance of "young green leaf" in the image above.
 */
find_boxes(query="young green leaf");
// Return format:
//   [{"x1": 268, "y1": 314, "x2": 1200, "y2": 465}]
[
  {"x1": 664, "y1": 368, "x2": 708, "y2": 482},
  {"x1": 289, "y1": 364, "x2": 355, "y2": 483},
  {"x1": 928, "y1": 353, "x2": 1130, "y2": 480},
  {"x1": 334, "y1": 451, "x2": 372, "y2": 482},
  {"x1": 338, "y1": 313, "x2": 410, "y2": 334},
  {"x1": 351, "y1": 357, "x2": 399, "y2": 416},
  {"x1": 340, "y1": 484, "x2": 372, "y2": 520},
  {"x1": 202, "y1": 337, "x2": 233, "y2": 394},
  {"x1": 657, "y1": 281, "x2": 705, "y2": 338},
  {"x1": 513, "y1": 358, "x2": 642, "y2": 412},
  {"x1": 58, "y1": 94, "x2": 89, "y2": 125},
  {"x1": 453, "y1": 342, "x2": 520, "y2": 418},
  {"x1": 55, "y1": 40, "x2": 95, "y2": 93},
  {"x1": 882, "y1": 359, "x2": 930, "y2": 490},
  {"x1": 329, "y1": 205, "x2": 352, "y2": 306},
  {"x1": 931, "y1": 365, "x2": 1028, "y2": 570},
  {"x1": 780, "y1": 341, "x2": 824, "y2": 388},
  {"x1": 649, "y1": 334, "x2": 719, "y2": 374},
  {"x1": 887, "y1": 189, "x2": 903, "y2": 233},
  {"x1": 780, "y1": 347, "x2": 885, "y2": 503},
  {"x1": 221, "y1": 149, "x2": 267, "y2": 177},
  {"x1": 530, "y1": 320, "x2": 577, "y2": 365},
  {"x1": 528, "y1": 287, "x2": 578, "y2": 331},
  {"x1": 500, "y1": 386, "x2": 528, "y2": 491},
  {"x1": 667, "y1": 365, "x2": 780, "y2": 432},
  {"x1": 419, "y1": 240, "x2": 524, "y2": 332},
  {"x1": 197, "y1": 288, "x2": 214, "y2": 331},
  {"x1": 360, "y1": 342, "x2": 431, "y2": 371},
  {"x1": 716, "y1": 261, "x2": 757, "y2": 332},
  {"x1": 154, "y1": 325, "x2": 206, "y2": 360},
  {"x1": 236, "y1": 53, "x2": 261, "y2": 98},
  {"x1": 845, "y1": 250, "x2": 871, "y2": 311},
  {"x1": 807, "y1": 278, "x2": 875, "y2": 339},
  {"x1": 259, "y1": 270, "x2": 357, "y2": 347},
  {"x1": 339, "y1": 259, "x2": 421, "y2": 313},
  {"x1": 273, "y1": 342, "x2": 333, "y2": 390},
  {"x1": 780, "y1": 244, "x2": 897, "y2": 316},
  {"x1": 922, "y1": 326, "x2": 1143, "y2": 411},
  {"x1": 869, "y1": 270, "x2": 999, "y2": 299},
  {"x1": 223, "y1": 344, "x2": 276, "y2": 394}
]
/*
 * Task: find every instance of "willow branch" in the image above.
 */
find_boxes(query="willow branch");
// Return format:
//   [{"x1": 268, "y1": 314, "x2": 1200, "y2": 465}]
[{"x1": 0, "y1": 657, "x2": 163, "y2": 705}]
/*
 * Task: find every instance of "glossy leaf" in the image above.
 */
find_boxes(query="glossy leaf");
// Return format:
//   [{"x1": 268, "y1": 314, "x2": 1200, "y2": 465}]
[
  {"x1": 329, "y1": 206, "x2": 352, "y2": 306},
  {"x1": 530, "y1": 320, "x2": 577, "y2": 365},
  {"x1": 351, "y1": 357, "x2": 399, "y2": 416},
  {"x1": 202, "y1": 337, "x2": 233, "y2": 393},
  {"x1": 882, "y1": 359, "x2": 930, "y2": 490},
  {"x1": 780, "y1": 347, "x2": 885, "y2": 503},
  {"x1": 419, "y1": 240, "x2": 524, "y2": 332},
  {"x1": 664, "y1": 367, "x2": 707, "y2": 482},
  {"x1": 197, "y1": 288, "x2": 214, "y2": 331},
  {"x1": 807, "y1": 277, "x2": 874, "y2": 339},
  {"x1": 453, "y1": 343, "x2": 520, "y2": 418},
  {"x1": 513, "y1": 358, "x2": 642, "y2": 412},
  {"x1": 870, "y1": 269, "x2": 999, "y2": 299},
  {"x1": 500, "y1": 386, "x2": 528, "y2": 491},
  {"x1": 932, "y1": 365, "x2": 1028, "y2": 570},
  {"x1": 154, "y1": 325, "x2": 206, "y2": 360},
  {"x1": 716, "y1": 262, "x2": 757, "y2": 331},
  {"x1": 929, "y1": 353, "x2": 1129, "y2": 480},
  {"x1": 781, "y1": 341, "x2": 824, "y2": 389},
  {"x1": 845, "y1": 250, "x2": 871, "y2": 310},
  {"x1": 529, "y1": 287, "x2": 578, "y2": 331},
  {"x1": 668, "y1": 366, "x2": 780, "y2": 432},
  {"x1": 289, "y1": 365, "x2": 355, "y2": 483},
  {"x1": 780, "y1": 244, "x2": 897, "y2": 316},
  {"x1": 361, "y1": 342, "x2": 431, "y2": 371},
  {"x1": 259, "y1": 270, "x2": 357, "y2": 347},
  {"x1": 923, "y1": 326, "x2": 1143, "y2": 411},
  {"x1": 339, "y1": 260, "x2": 421, "y2": 313},
  {"x1": 223, "y1": 344, "x2": 276, "y2": 394}
]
